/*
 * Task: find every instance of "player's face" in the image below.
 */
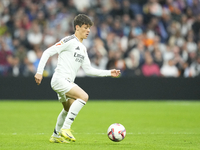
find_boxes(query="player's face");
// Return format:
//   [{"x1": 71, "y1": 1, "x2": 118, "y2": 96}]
[{"x1": 79, "y1": 24, "x2": 91, "y2": 39}]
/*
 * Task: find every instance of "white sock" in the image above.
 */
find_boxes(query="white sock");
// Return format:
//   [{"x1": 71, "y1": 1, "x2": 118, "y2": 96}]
[
  {"x1": 62, "y1": 99, "x2": 86, "y2": 129},
  {"x1": 53, "y1": 109, "x2": 68, "y2": 136}
]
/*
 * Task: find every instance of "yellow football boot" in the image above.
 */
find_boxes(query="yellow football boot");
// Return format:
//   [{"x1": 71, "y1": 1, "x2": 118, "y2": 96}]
[
  {"x1": 60, "y1": 129, "x2": 76, "y2": 142},
  {"x1": 49, "y1": 135, "x2": 70, "y2": 143}
]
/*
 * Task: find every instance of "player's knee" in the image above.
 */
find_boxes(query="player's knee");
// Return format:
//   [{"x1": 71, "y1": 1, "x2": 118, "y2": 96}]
[{"x1": 80, "y1": 93, "x2": 89, "y2": 102}]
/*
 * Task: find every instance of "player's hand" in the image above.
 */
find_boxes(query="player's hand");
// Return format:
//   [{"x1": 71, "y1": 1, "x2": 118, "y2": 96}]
[
  {"x1": 34, "y1": 73, "x2": 43, "y2": 85},
  {"x1": 111, "y1": 69, "x2": 121, "y2": 77}
]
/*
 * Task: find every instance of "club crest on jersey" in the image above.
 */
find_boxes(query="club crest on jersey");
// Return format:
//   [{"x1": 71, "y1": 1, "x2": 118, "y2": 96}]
[{"x1": 74, "y1": 52, "x2": 84, "y2": 63}]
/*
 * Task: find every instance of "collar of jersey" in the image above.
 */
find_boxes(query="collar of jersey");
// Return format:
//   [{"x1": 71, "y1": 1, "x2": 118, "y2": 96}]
[{"x1": 73, "y1": 34, "x2": 80, "y2": 42}]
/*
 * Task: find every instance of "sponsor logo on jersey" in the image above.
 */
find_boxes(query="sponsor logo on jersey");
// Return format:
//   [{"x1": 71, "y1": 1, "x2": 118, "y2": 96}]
[
  {"x1": 74, "y1": 52, "x2": 84, "y2": 59},
  {"x1": 74, "y1": 52, "x2": 84, "y2": 63}
]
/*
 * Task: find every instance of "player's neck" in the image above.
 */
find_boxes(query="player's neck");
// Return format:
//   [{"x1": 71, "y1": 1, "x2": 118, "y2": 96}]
[{"x1": 74, "y1": 32, "x2": 83, "y2": 43}]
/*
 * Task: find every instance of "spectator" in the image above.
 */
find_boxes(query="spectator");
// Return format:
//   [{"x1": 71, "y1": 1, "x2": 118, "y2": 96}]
[
  {"x1": 0, "y1": 41, "x2": 12, "y2": 76},
  {"x1": 15, "y1": 45, "x2": 27, "y2": 65},
  {"x1": 172, "y1": 46, "x2": 184, "y2": 71},
  {"x1": 7, "y1": 55, "x2": 22, "y2": 77},
  {"x1": 124, "y1": 49, "x2": 142, "y2": 76},
  {"x1": 27, "y1": 21, "x2": 43, "y2": 48},
  {"x1": 180, "y1": 15, "x2": 190, "y2": 37},
  {"x1": 192, "y1": 14, "x2": 200, "y2": 41},
  {"x1": 160, "y1": 59, "x2": 179, "y2": 77},
  {"x1": 148, "y1": 0, "x2": 163, "y2": 17},
  {"x1": 43, "y1": 28, "x2": 57, "y2": 47},
  {"x1": 183, "y1": 62, "x2": 196, "y2": 77},
  {"x1": 21, "y1": 14, "x2": 31, "y2": 30},
  {"x1": 141, "y1": 52, "x2": 160, "y2": 77},
  {"x1": 152, "y1": 46, "x2": 163, "y2": 68},
  {"x1": 111, "y1": 19, "x2": 124, "y2": 37},
  {"x1": 190, "y1": 0, "x2": 200, "y2": 16},
  {"x1": 120, "y1": 0, "x2": 135, "y2": 19},
  {"x1": 109, "y1": 1, "x2": 121, "y2": 19}
]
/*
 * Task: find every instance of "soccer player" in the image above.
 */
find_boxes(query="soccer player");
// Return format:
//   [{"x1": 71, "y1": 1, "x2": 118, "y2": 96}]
[{"x1": 34, "y1": 14, "x2": 121, "y2": 143}]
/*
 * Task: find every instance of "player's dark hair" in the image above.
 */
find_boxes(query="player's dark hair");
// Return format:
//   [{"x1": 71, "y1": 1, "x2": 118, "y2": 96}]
[{"x1": 74, "y1": 14, "x2": 93, "y2": 31}]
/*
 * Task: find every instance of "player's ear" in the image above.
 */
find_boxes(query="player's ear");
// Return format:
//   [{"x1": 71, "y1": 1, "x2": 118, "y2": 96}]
[{"x1": 76, "y1": 25, "x2": 80, "y2": 31}]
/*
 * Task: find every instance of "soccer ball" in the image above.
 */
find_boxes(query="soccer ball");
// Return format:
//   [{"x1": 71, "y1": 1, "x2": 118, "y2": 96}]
[{"x1": 107, "y1": 123, "x2": 126, "y2": 142}]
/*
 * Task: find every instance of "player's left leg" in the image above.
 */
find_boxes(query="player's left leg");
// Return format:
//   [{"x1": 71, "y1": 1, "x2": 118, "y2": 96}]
[
  {"x1": 60, "y1": 85, "x2": 88, "y2": 142},
  {"x1": 63, "y1": 85, "x2": 88, "y2": 129}
]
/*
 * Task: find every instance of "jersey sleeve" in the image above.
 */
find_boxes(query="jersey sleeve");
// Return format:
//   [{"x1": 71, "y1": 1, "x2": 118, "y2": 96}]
[
  {"x1": 54, "y1": 39, "x2": 70, "y2": 54},
  {"x1": 81, "y1": 51, "x2": 111, "y2": 77},
  {"x1": 36, "y1": 45, "x2": 58, "y2": 75},
  {"x1": 37, "y1": 38, "x2": 70, "y2": 75}
]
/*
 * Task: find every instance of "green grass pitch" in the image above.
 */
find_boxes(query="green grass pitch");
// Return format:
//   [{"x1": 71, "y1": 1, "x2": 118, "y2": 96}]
[{"x1": 0, "y1": 100, "x2": 200, "y2": 150}]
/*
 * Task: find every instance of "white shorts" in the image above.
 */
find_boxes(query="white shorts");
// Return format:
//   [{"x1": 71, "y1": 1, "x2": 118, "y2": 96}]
[{"x1": 51, "y1": 75, "x2": 77, "y2": 103}]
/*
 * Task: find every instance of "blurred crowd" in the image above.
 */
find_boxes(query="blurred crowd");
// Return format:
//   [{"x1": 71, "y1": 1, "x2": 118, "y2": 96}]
[{"x1": 1, "y1": 0, "x2": 200, "y2": 78}]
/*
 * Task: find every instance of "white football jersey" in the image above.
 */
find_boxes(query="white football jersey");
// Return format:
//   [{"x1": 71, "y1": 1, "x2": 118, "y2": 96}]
[{"x1": 37, "y1": 34, "x2": 111, "y2": 82}]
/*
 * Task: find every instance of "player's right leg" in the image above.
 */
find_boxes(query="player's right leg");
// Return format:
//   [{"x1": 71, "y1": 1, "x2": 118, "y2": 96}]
[{"x1": 60, "y1": 85, "x2": 88, "y2": 142}]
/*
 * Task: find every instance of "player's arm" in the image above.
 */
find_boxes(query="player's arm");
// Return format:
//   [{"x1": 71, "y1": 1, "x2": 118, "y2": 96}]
[
  {"x1": 35, "y1": 39, "x2": 69, "y2": 85},
  {"x1": 34, "y1": 45, "x2": 58, "y2": 85},
  {"x1": 81, "y1": 51, "x2": 121, "y2": 77}
]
